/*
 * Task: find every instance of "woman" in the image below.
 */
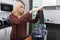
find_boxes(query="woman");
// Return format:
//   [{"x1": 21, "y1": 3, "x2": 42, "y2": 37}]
[{"x1": 9, "y1": 1, "x2": 44, "y2": 40}]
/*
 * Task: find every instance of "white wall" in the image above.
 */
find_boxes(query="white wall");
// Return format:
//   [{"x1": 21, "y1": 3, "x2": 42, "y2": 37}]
[
  {"x1": 22, "y1": 0, "x2": 30, "y2": 12},
  {"x1": 42, "y1": 0, "x2": 56, "y2": 6},
  {"x1": 0, "y1": 12, "x2": 11, "y2": 20},
  {"x1": 0, "y1": 0, "x2": 16, "y2": 4}
]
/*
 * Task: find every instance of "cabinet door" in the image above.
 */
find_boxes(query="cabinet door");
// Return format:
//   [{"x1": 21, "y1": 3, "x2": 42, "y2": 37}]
[
  {"x1": 0, "y1": 29, "x2": 5, "y2": 40},
  {"x1": 5, "y1": 27, "x2": 12, "y2": 40},
  {"x1": 56, "y1": 0, "x2": 60, "y2": 5},
  {"x1": 42, "y1": 0, "x2": 56, "y2": 6}
]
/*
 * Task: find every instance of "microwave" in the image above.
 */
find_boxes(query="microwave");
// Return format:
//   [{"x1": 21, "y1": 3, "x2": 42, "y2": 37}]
[{"x1": 1, "y1": 3, "x2": 13, "y2": 12}]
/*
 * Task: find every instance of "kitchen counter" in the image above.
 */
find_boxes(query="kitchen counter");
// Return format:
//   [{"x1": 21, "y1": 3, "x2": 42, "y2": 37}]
[{"x1": 0, "y1": 25, "x2": 11, "y2": 29}]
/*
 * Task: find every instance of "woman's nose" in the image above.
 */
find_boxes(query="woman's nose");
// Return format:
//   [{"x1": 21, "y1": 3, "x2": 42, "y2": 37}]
[{"x1": 22, "y1": 8, "x2": 24, "y2": 10}]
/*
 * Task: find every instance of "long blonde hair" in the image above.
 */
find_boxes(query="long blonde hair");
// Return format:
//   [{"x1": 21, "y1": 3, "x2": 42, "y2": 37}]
[{"x1": 12, "y1": 1, "x2": 25, "y2": 17}]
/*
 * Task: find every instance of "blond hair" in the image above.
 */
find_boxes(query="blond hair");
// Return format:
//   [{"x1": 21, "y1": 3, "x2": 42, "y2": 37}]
[{"x1": 12, "y1": 1, "x2": 25, "y2": 17}]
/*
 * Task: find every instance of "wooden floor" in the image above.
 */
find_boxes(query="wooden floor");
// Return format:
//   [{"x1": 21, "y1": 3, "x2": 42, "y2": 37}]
[{"x1": 25, "y1": 36, "x2": 32, "y2": 40}]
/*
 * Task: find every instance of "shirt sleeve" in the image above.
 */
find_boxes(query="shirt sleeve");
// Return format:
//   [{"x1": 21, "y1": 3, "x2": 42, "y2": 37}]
[{"x1": 21, "y1": 12, "x2": 39, "y2": 23}]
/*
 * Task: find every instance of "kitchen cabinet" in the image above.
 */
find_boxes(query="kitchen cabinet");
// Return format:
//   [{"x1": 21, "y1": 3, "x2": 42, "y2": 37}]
[
  {"x1": 0, "y1": 27, "x2": 12, "y2": 40},
  {"x1": 5, "y1": 27, "x2": 12, "y2": 40},
  {"x1": 0, "y1": 29, "x2": 5, "y2": 40},
  {"x1": 56, "y1": 0, "x2": 60, "y2": 5}
]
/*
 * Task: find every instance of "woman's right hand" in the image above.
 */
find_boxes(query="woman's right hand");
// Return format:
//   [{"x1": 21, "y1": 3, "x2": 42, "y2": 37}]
[{"x1": 29, "y1": 6, "x2": 44, "y2": 14}]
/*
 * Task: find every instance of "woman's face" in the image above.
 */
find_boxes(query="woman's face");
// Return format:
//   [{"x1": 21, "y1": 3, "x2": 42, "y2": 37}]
[{"x1": 17, "y1": 5, "x2": 25, "y2": 14}]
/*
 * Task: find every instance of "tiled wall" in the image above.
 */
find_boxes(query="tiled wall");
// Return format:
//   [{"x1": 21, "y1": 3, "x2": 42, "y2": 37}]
[{"x1": 0, "y1": 12, "x2": 11, "y2": 20}]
